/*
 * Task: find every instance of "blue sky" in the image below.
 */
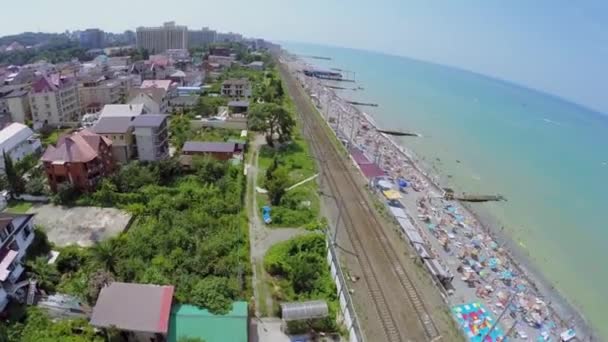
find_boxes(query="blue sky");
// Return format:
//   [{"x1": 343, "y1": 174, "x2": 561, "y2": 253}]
[{"x1": 2, "y1": 0, "x2": 607, "y2": 114}]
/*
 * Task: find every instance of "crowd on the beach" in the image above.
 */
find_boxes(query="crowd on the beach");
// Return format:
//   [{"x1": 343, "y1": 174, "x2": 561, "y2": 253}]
[{"x1": 284, "y1": 54, "x2": 584, "y2": 342}]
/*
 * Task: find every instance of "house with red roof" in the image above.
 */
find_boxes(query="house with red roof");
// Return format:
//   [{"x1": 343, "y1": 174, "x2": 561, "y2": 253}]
[
  {"x1": 29, "y1": 74, "x2": 81, "y2": 128},
  {"x1": 91, "y1": 282, "x2": 174, "y2": 342},
  {"x1": 41, "y1": 129, "x2": 114, "y2": 192}
]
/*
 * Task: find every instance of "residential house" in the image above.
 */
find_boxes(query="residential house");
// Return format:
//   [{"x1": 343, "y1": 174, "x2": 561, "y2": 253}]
[
  {"x1": 91, "y1": 282, "x2": 174, "y2": 342},
  {"x1": 29, "y1": 75, "x2": 81, "y2": 128},
  {"x1": 131, "y1": 59, "x2": 171, "y2": 81},
  {"x1": 221, "y1": 79, "x2": 251, "y2": 98},
  {"x1": 78, "y1": 77, "x2": 122, "y2": 114},
  {"x1": 181, "y1": 141, "x2": 240, "y2": 161},
  {"x1": 168, "y1": 302, "x2": 248, "y2": 342},
  {"x1": 132, "y1": 115, "x2": 169, "y2": 161},
  {"x1": 100, "y1": 104, "x2": 148, "y2": 117},
  {"x1": 208, "y1": 55, "x2": 235, "y2": 68},
  {"x1": 41, "y1": 129, "x2": 114, "y2": 192},
  {"x1": 0, "y1": 88, "x2": 31, "y2": 124},
  {"x1": 128, "y1": 92, "x2": 162, "y2": 114},
  {"x1": 92, "y1": 116, "x2": 137, "y2": 163},
  {"x1": 0, "y1": 213, "x2": 35, "y2": 312},
  {"x1": 129, "y1": 80, "x2": 174, "y2": 113},
  {"x1": 0, "y1": 123, "x2": 42, "y2": 173},
  {"x1": 246, "y1": 61, "x2": 264, "y2": 71}
]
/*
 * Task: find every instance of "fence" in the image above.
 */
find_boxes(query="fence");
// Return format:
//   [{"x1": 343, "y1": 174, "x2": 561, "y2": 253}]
[
  {"x1": 325, "y1": 230, "x2": 364, "y2": 342},
  {"x1": 190, "y1": 118, "x2": 248, "y2": 130},
  {"x1": 15, "y1": 194, "x2": 50, "y2": 202}
]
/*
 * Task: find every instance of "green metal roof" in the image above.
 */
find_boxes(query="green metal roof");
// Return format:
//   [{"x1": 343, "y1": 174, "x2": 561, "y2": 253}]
[{"x1": 168, "y1": 302, "x2": 248, "y2": 342}]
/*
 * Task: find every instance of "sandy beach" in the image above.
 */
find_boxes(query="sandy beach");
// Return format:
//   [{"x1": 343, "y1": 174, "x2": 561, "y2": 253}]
[{"x1": 281, "y1": 52, "x2": 596, "y2": 341}]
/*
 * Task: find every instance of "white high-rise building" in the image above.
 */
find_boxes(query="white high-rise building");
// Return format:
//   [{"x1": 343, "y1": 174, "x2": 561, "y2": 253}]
[
  {"x1": 188, "y1": 27, "x2": 217, "y2": 47},
  {"x1": 136, "y1": 22, "x2": 188, "y2": 53}
]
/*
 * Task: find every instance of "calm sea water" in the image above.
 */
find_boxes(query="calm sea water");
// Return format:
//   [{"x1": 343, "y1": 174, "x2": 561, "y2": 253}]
[{"x1": 282, "y1": 42, "x2": 608, "y2": 338}]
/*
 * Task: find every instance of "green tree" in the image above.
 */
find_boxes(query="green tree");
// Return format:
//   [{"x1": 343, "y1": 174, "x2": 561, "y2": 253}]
[
  {"x1": 191, "y1": 276, "x2": 238, "y2": 314},
  {"x1": 265, "y1": 156, "x2": 280, "y2": 181},
  {"x1": 192, "y1": 156, "x2": 229, "y2": 183},
  {"x1": 248, "y1": 103, "x2": 295, "y2": 146},
  {"x1": 91, "y1": 239, "x2": 121, "y2": 274},
  {"x1": 27, "y1": 257, "x2": 60, "y2": 292},
  {"x1": 56, "y1": 245, "x2": 89, "y2": 274},
  {"x1": 52, "y1": 182, "x2": 78, "y2": 205},
  {"x1": 265, "y1": 167, "x2": 291, "y2": 205},
  {"x1": 92, "y1": 179, "x2": 118, "y2": 207},
  {"x1": 24, "y1": 175, "x2": 46, "y2": 195},
  {"x1": 3, "y1": 151, "x2": 25, "y2": 195},
  {"x1": 169, "y1": 115, "x2": 193, "y2": 150}
]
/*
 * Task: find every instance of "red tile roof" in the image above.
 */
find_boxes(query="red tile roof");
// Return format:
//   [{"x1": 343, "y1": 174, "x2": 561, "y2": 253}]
[{"x1": 41, "y1": 129, "x2": 111, "y2": 163}]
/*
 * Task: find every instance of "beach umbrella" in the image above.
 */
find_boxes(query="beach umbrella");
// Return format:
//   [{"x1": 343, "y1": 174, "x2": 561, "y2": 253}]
[{"x1": 501, "y1": 270, "x2": 513, "y2": 280}]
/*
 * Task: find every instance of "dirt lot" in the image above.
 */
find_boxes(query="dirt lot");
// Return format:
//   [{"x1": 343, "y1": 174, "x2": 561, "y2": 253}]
[{"x1": 27, "y1": 204, "x2": 132, "y2": 247}]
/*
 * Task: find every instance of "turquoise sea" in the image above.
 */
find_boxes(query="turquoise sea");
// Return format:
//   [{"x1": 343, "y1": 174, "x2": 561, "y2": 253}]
[{"x1": 282, "y1": 42, "x2": 608, "y2": 338}]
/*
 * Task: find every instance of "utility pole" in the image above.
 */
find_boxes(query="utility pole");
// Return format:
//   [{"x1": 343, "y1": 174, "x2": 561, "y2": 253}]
[{"x1": 481, "y1": 293, "x2": 515, "y2": 341}]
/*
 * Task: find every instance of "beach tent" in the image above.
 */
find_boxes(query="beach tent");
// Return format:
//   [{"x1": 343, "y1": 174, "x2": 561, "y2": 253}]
[
  {"x1": 383, "y1": 189, "x2": 402, "y2": 200},
  {"x1": 389, "y1": 207, "x2": 408, "y2": 219},
  {"x1": 398, "y1": 178, "x2": 409, "y2": 189},
  {"x1": 377, "y1": 179, "x2": 394, "y2": 190}
]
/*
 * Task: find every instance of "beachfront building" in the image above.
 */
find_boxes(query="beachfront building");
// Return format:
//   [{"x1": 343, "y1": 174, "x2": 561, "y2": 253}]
[
  {"x1": 187, "y1": 27, "x2": 217, "y2": 47},
  {"x1": 79, "y1": 28, "x2": 105, "y2": 49},
  {"x1": 136, "y1": 22, "x2": 188, "y2": 54},
  {"x1": 91, "y1": 282, "x2": 174, "y2": 342},
  {"x1": 29, "y1": 75, "x2": 81, "y2": 128},
  {"x1": 132, "y1": 115, "x2": 169, "y2": 161},
  {"x1": 0, "y1": 213, "x2": 36, "y2": 312},
  {"x1": 0, "y1": 123, "x2": 42, "y2": 173},
  {"x1": 41, "y1": 129, "x2": 114, "y2": 193}
]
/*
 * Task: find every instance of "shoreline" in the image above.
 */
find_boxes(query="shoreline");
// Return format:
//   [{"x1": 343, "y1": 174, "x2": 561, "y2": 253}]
[{"x1": 281, "y1": 51, "x2": 597, "y2": 340}]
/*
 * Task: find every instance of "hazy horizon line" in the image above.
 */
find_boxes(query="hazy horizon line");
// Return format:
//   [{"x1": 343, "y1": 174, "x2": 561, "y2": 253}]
[{"x1": 278, "y1": 39, "x2": 608, "y2": 118}]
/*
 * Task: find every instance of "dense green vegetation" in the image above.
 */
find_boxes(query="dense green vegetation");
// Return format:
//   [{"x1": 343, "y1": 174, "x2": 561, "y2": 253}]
[
  {"x1": 0, "y1": 308, "x2": 103, "y2": 342},
  {"x1": 5, "y1": 157, "x2": 249, "y2": 340},
  {"x1": 264, "y1": 234, "x2": 338, "y2": 333},
  {"x1": 0, "y1": 39, "x2": 87, "y2": 65}
]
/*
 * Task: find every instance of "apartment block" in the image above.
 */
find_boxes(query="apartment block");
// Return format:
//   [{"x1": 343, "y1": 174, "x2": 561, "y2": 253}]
[
  {"x1": 29, "y1": 75, "x2": 81, "y2": 127},
  {"x1": 0, "y1": 213, "x2": 36, "y2": 312},
  {"x1": 136, "y1": 22, "x2": 188, "y2": 53}
]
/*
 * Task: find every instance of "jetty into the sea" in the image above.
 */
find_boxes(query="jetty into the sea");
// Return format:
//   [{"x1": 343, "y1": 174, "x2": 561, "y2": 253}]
[
  {"x1": 443, "y1": 188, "x2": 506, "y2": 202},
  {"x1": 299, "y1": 55, "x2": 332, "y2": 60},
  {"x1": 378, "y1": 129, "x2": 420, "y2": 137},
  {"x1": 346, "y1": 100, "x2": 379, "y2": 107}
]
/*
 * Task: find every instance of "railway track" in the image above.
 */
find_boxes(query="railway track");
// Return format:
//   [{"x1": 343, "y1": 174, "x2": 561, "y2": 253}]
[{"x1": 279, "y1": 62, "x2": 441, "y2": 341}]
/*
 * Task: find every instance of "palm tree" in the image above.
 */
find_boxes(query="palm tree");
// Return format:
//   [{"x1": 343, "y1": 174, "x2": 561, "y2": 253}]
[
  {"x1": 27, "y1": 256, "x2": 60, "y2": 292},
  {"x1": 91, "y1": 239, "x2": 120, "y2": 274}
]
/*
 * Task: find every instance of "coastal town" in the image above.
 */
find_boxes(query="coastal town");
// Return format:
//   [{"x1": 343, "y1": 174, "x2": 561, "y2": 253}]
[{"x1": 0, "y1": 19, "x2": 590, "y2": 342}]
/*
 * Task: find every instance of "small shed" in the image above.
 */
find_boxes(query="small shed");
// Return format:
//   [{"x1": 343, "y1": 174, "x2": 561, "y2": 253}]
[
  {"x1": 181, "y1": 141, "x2": 238, "y2": 161},
  {"x1": 168, "y1": 302, "x2": 248, "y2": 342},
  {"x1": 280, "y1": 300, "x2": 328, "y2": 321},
  {"x1": 90, "y1": 282, "x2": 174, "y2": 341}
]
